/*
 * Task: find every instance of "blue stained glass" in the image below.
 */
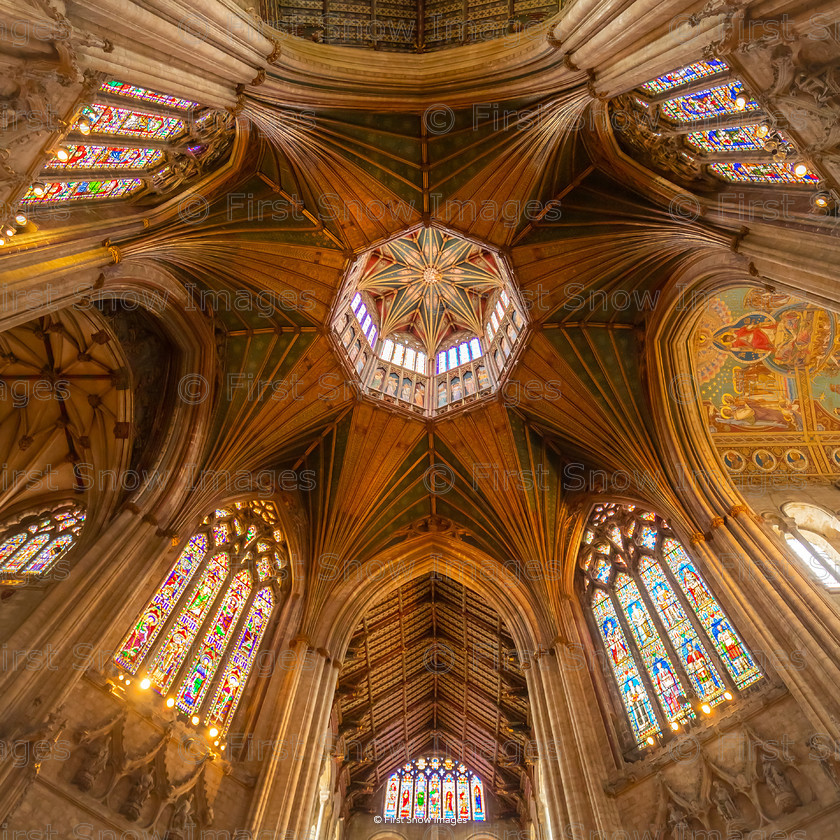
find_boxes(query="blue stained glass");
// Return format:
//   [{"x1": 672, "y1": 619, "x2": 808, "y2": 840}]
[
  {"x1": 662, "y1": 538, "x2": 762, "y2": 688},
  {"x1": 615, "y1": 575, "x2": 689, "y2": 723},
  {"x1": 685, "y1": 124, "x2": 780, "y2": 153},
  {"x1": 22, "y1": 179, "x2": 143, "y2": 204},
  {"x1": 639, "y1": 525, "x2": 656, "y2": 550},
  {"x1": 45, "y1": 144, "x2": 164, "y2": 171},
  {"x1": 592, "y1": 590, "x2": 659, "y2": 743},
  {"x1": 709, "y1": 161, "x2": 820, "y2": 184},
  {"x1": 638, "y1": 556, "x2": 726, "y2": 705},
  {"x1": 640, "y1": 60, "x2": 729, "y2": 95},
  {"x1": 660, "y1": 82, "x2": 759, "y2": 123}
]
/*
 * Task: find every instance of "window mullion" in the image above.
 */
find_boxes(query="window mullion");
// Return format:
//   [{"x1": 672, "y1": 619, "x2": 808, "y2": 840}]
[
  {"x1": 167, "y1": 550, "x2": 233, "y2": 696},
  {"x1": 656, "y1": 537, "x2": 738, "y2": 693},
  {"x1": 789, "y1": 526, "x2": 840, "y2": 585},
  {"x1": 140, "y1": 534, "x2": 213, "y2": 674},
  {"x1": 198, "y1": 577, "x2": 259, "y2": 722},
  {"x1": 631, "y1": 561, "x2": 698, "y2": 703},
  {"x1": 609, "y1": 588, "x2": 669, "y2": 735}
]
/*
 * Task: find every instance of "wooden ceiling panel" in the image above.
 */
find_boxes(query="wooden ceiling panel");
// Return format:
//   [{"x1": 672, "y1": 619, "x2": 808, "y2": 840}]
[{"x1": 335, "y1": 573, "x2": 530, "y2": 817}]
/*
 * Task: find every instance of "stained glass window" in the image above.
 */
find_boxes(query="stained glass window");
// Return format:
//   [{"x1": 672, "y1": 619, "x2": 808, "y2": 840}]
[
  {"x1": 684, "y1": 124, "x2": 782, "y2": 154},
  {"x1": 44, "y1": 144, "x2": 164, "y2": 171},
  {"x1": 74, "y1": 103, "x2": 186, "y2": 139},
  {"x1": 659, "y1": 82, "x2": 759, "y2": 123},
  {"x1": 629, "y1": 63, "x2": 819, "y2": 188},
  {"x1": 21, "y1": 179, "x2": 144, "y2": 204},
  {"x1": 580, "y1": 503, "x2": 762, "y2": 747},
  {"x1": 0, "y1": 503, "x2": 85, "y2": 581},
  {"x1": 639, "y1": 60, "x2": 729, "y2": 95},
  {"x1": 113, "y1": 502, "x2": 289, "y2": 738},
  {"x1": 99, "y1": 80, "x2": 197, "y2": 110},
  {"x1": 708, "y1": 162, "x2": 820, "y2": 184},
  {"x1": 383, "y1": 758, "x2": 485, "y2": 822}
]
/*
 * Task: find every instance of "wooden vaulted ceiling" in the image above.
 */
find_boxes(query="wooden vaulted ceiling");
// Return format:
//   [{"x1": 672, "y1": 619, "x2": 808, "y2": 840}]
[
  {"x1": 15, "y1": 80, "x2": 761, "y2": 812},
  {"x1": 335, "y1": 574, "x2": 529, "y2": 817},
  {"x1": 104, "y1": 92, "x2": 753, "y2": 602}
]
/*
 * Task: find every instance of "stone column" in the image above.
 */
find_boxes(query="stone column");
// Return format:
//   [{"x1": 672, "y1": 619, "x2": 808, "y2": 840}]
[
  {"x1": 685, "y1": 514, "x2": 840, "y2": 741},
  {"x1": 526, "y1": 646, "x2": 623, "y2": 840},
  {"x1": 246, "y1": 641, "x2": 339, "y2": 834}
]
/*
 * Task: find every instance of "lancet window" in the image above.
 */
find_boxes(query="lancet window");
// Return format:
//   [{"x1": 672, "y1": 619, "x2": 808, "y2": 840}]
[
  {"x1": 0, "y1": 502, "x2": 86, "y2": 583},
  {"x1": 113, "y1": 501, "x2": 289, "y2": 738},
  {"x1": 383, "y1": 758, "x2": 485, "y2": 823},
  {"x1": 579, "y1": 503, "x2": 762, "y2": 747}
]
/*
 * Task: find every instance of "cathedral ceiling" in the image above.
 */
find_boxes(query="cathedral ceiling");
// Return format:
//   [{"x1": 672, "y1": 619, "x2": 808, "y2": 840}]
[
  {"x1": 100, "y1": 92, "x2": 762, "y2": 613},
  {"x1": 8, "y1": 14, "x2": 840, "y2": 639},
  {"x1": 335, "y1": 574, "x2": 529, "y2": 818}
]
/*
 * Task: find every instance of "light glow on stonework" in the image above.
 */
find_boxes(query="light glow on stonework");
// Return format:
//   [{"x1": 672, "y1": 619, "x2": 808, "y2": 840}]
[{"x1": 114, "y1": 502, "x2": 287, "y2": 737}]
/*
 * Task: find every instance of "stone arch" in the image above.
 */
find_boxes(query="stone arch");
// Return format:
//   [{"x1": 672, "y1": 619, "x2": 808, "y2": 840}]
[{"x1": 304, "y1": 533, "x2": 555, "y2": 661}]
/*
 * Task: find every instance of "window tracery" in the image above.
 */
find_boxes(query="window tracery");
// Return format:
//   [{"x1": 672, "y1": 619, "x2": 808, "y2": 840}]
[
  {"x1": 773, "y1": 503, "x2": 840, "y2": 592},
  {"x1": 579, "y1": 503, "x2": 762, "y2": 748},
  {"x1": 383, "y1": 758, "x2": 485, "y2": 823},
  {"x1": 613, "y1": 60, "x2": 821, "y2": 189},
  {"x1": 113, "y1": 501, "x2": 288, "y2": 739},
  {"x1": 16, "y1": 79, "x2": 233, "y2": 213},
  {"x1": 0, "y1": 502, "x2": 86, "y2": 583}
]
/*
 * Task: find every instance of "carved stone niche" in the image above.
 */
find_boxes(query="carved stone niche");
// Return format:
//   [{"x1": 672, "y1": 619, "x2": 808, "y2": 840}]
[
  {"x1": 738, "y1": 39, "x2": 840, "y2": 189},
  {"x1": 66, "y1": 703, "x2": 219, "y2": 834}
]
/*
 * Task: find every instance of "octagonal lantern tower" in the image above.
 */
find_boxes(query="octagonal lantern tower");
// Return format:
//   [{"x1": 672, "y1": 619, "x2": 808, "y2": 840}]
[{"x1": 331, "y1": 225, "x2": 528, "y2": 418}]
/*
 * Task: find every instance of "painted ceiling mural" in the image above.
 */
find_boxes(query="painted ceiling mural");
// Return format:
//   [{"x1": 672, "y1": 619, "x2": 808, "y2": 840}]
[{"x1": 693, "y1": 286, "x2": 840, "y2": 481}]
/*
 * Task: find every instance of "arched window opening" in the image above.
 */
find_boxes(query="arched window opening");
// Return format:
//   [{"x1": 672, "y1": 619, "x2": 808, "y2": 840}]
[
  {"x1": 383, "y1": 758, "x2": 485, "y2": 823},
  {"x1": 0, "y1": 502, "x2": 86, "y2": 583},
  {"x1": 612, "y1": 60, "x2": 821, "y2": 188},
  {"x1": 784, "y1": 532, "x2": 840, "y2": 591},
  {"x1": 579, "y1": 503, "x2": 762, "y2": 748},
  {"x1": 776, "y1": 503, "x2": 840, "y2": 592},
  {"x1": 15, "y1": 79, "x2": 233, "y2": 217},
  {"x1": 114, "y1": 500, "x2": 289, "y2": 740}
]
